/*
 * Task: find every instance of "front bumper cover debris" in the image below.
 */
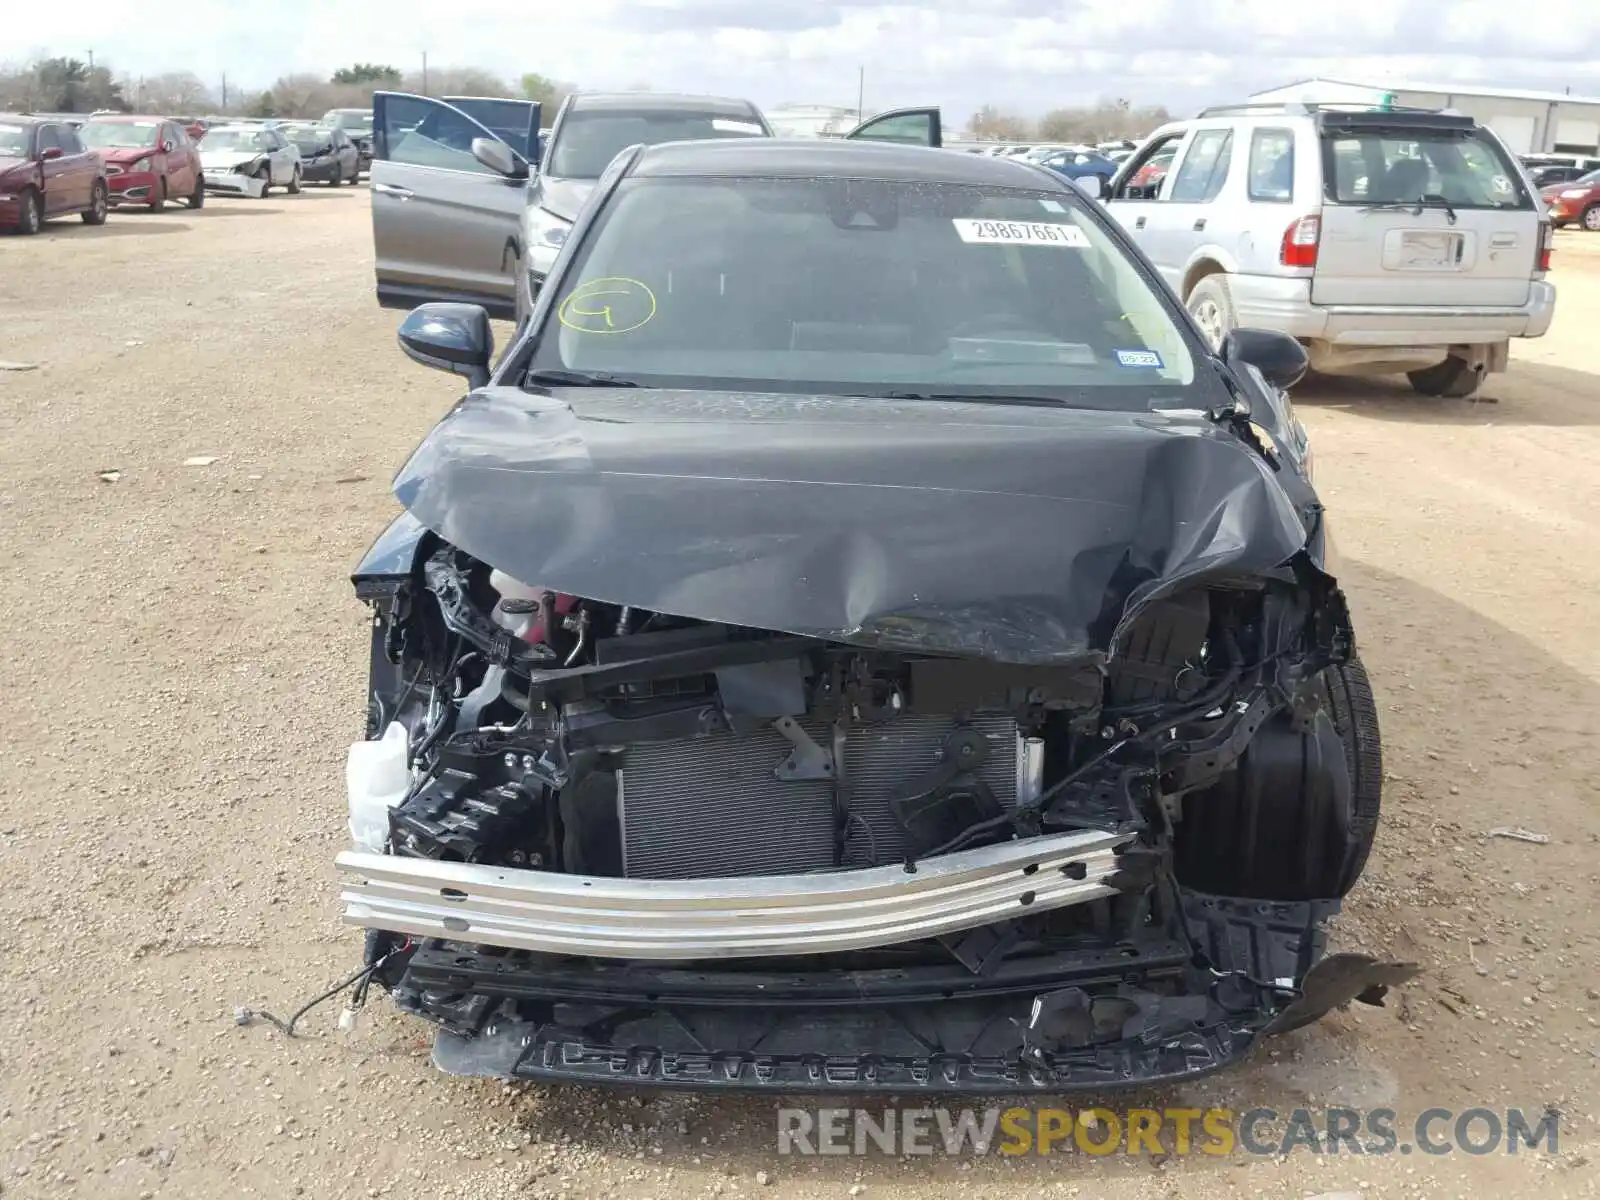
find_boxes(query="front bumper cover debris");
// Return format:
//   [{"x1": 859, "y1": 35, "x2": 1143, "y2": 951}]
[{"x1": 385, "y1": 890, "x2": 1418, "y2": 1093}]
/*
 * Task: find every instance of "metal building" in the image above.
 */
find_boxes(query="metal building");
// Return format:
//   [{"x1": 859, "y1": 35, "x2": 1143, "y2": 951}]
[{"x1": 1248, "y1": 77, "x2": 1600, "y2": 156}]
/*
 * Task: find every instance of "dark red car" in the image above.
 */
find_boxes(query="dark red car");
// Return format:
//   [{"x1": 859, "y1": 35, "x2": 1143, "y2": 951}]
[
  {"x1": 0, "y1": 113, "x2": 109, "y2": 234},
  {"x1": 78, "y1": 114, "x2": 204, "y2": 211},
  {"x1": 1540, "y1": 170, "x2": 1600, "y2": 231}
]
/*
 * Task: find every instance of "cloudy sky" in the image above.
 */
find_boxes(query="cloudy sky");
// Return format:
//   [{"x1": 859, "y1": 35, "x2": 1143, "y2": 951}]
[{"x1": 12, "y1": 0, "x2": 1600, "y2": 118}]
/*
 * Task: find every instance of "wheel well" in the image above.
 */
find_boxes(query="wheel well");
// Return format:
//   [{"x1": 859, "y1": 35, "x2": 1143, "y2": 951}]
[{"x1": 1181, "y1": 259, "x2": 1227, "y2": 301}]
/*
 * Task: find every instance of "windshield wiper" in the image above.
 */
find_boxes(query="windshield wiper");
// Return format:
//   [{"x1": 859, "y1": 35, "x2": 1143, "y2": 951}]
[
  {"x1": 1419, "y1": 192, "x2": 1459, "y2": 223},
  {"x1": 1359, "y1": 194, "x2": 1458, "y2": 223},
  {"x1": 524, "y1": 368, "x2": 641, "y2": 388}
]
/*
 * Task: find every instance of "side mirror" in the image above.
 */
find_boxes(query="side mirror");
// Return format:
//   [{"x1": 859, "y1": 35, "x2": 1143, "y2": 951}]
[
  {"x1": 162, "y1": 140, "x2": 175, "y2": 153},
  {"x1": 398, "y1": 303, "x2": 495, "y2": 389},
  {"x1": 471, "y1": 136, "x2": 526, "y2": 179},
  {"x1": 40, "y1": 146, "x2": 64, "y2": 161},
  {"x1": 1221, "y1": 328, "x2": 1309, "y2": 392}
]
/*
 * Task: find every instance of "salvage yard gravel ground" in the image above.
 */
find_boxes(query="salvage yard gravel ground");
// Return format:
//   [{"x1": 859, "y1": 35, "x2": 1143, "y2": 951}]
[{"x1": 0, "y1": 189, "x2": 1597, "y2": 1199}]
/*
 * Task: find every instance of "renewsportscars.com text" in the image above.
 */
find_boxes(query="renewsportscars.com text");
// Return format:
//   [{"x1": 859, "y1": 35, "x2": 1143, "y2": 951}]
[{"x1": 776, "y1": 1106, "x2": 1560, "y2": 1158}]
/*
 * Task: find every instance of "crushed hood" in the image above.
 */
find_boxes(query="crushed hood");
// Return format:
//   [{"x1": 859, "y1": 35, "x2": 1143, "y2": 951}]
[
  {"x1": 393, "y1": 387, "x2": 1312, "y2": 665},
  {"x1": 199, "y1": 149, "x2": 261, "y2": 170},
  {"x1": 98, "y1": 146, "x2": 155, "y2": 163},
  {"x1": 533, "y1": 176, "x2": 595, "y2": 223}
]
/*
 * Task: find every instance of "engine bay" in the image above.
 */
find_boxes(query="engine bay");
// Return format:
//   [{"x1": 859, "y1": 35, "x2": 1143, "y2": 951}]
[{"x1": 356, "y1": 540, "x2": 1352, "y2": 891}]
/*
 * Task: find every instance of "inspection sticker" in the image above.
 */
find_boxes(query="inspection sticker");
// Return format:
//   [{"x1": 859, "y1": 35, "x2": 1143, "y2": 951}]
[
  {"x1": 952, "y1": 219, "x2": 1089, "y2": 247},
  {"x1": 1114, "y1": 348, "x2": 1164, "y2": 368}
]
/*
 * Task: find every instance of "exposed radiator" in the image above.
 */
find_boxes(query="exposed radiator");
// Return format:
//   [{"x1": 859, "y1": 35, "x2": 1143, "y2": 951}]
[{"x1": 617, "y1": 713, "x2": 1021, "y2": 879}]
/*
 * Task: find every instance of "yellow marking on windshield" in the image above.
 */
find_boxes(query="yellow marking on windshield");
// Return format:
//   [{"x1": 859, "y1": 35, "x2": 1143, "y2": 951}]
[{"x1": 558, "y1": 276, "x2": 658, "y2": 334}]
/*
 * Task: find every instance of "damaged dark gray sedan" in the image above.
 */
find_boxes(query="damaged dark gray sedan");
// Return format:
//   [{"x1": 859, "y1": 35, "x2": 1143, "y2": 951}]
[{"x1": 339, "y1": 137, "x2": 1414, "y2": 1093}]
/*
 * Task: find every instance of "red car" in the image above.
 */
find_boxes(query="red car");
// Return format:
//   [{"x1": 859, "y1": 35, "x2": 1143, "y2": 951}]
[
  {"x1": 1540, "y1": 170, "x2": 1600, "y2": 231},
  {"x1": 0, "y1": 113, "x2": 109, "y2": 234},
  {"x1": 78, "y1": 114, "x2": 205, "y2": 211}
]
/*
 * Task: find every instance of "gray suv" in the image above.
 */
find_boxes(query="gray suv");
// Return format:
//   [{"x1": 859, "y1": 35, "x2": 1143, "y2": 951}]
[{"x1": 365, "y1": 90, "x2": 943, "y2": 322}]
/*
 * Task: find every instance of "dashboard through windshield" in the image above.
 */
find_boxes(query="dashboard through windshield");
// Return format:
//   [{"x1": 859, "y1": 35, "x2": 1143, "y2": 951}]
[{"x1": 526, "y1": 174, "x2": 1200, "y2": 408}]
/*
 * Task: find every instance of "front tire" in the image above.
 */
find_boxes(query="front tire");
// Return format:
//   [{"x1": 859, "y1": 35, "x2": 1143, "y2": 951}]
[
  {"x1": 1582, "y1": 204, "x2": 1600, "y2": 232},
  {"x1": 187, "y1": 177, "x2": 205, "y2": 209},
  {"x1": 149, "y1": 178, "x2": 167, "y2": 213},
  {"x1": 287, "y1": 166, "x2": 302, "y2": 195},
  {"x1": 256, "y1": 164, "x2": 271, "y2": 196},
  {"x1": 16, "y1": 188, "x2": 42, "y2": 234},
  {"x1": 1174, "y1": 656, "x2": 1383, "y2": 901},
  {"x1": 1185, "y1": 274, "x2": 1237, "y2": 352},
  {"x1": 81, "y1": 181, "x2": 108, "y2": 225},
  {"x1": 1407, "y1": 356, "x2": 1480, "y2": 397}
]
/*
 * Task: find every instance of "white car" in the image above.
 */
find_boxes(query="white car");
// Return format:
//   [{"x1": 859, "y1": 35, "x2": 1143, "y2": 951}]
[{"x1": 198, "y1": 125, "x2": 302, "y2": 196}]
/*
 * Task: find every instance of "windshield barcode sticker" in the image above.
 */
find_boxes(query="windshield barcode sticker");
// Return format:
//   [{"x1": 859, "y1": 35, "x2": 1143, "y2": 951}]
[
  {"x1": 952, "y1": 219, "x2": 1089, "y2": 247},
  {"x1": 1115, "y1": 349, "x2": 1164, "y2": 368}
]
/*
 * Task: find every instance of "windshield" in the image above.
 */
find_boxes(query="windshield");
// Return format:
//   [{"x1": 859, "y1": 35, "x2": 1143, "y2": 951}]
[
  {"x1": 326, "y1": 110, "x2": 373, "y2": 135},
  {"x1": 1322, "y1": 127, "x2": 1533, "y2": 209},
  {"x1": 547, "y1": 109, "x2": 767, "y2": 178},
  {"x1": 527, "y1": 176, "x2": 1197, "y2": 405},
  {"x1": 1572, "y1": 169, "x2": 1600, "y2": 186},
  {"x1": 0, "y1": 123, "x2": 27, "y2": 155},
  {"x1": 79, "y1": 121, "x2": 158, "y2": 149},
  {"x1": 202, "y1": 129, "x2": 267, "y2": 152},
  {"x1": 281, "y1": 125, "x2": 330, "y2": 147}
]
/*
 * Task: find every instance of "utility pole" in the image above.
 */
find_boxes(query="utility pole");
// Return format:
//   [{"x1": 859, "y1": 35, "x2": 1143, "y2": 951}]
[
  {"x1": 857, "y1": 66, "x2": 864, "y2": 122},
  {"x1": 87, "y1": 48, "x2": 94, "y2": 69},
  {"x1": 421, "y1": 51, "x2": 429, "y2": 96},
  {"x1": 220, "y1": 72, "x2": 229, "y2": 110}
]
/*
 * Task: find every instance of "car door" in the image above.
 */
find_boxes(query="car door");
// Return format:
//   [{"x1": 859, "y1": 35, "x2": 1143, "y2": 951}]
[
  {"x1": 35, "y1": 125, "x2": 73, "y2": 214},
  {"x1": 1104, "y1": 129, "x2": 1192, "y2": 285},
  {"x1": 55, "y1": 123, "x2": 98, "y2": 209},
  {"x1": 369, "y1": 91, "x2": 533, "y2": 317},
  {"x1": 266, "y1": 130, "x2": 296, "y2": 182},
  {"x1": 842, "y1": 106, "x2": 942, "y2": 148},
  {"x1": 1153, "y1": 125, "x2": 1237, "y2": 291},
  {"x1": 161, "y1": 124, "x2": 191, "y2": 196},
  {"x1": 443, "y1": 97, "x2": 542, "y2": 164},
  {"x1": 336, "y1": 130, "x2": 357, "y2": 176}
]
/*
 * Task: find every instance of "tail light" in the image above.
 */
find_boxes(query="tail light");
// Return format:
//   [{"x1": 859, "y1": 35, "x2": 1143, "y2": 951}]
[
  {"x1": 1537, "y1": 221, "x2": 1554, "y2": 272},
  {"x1": 1280, "y1": 215, "x2": 1320, "y2": 267}
]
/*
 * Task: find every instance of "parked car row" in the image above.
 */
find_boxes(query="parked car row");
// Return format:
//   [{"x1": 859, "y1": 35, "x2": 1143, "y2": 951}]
[{"x1": 1, "y1": 107, "x2": 375, "y2": 232}]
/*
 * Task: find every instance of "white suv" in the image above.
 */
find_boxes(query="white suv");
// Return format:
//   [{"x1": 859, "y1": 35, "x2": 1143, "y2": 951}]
[{"x1": 1105, "y1": 102, "x2": 1556, "y2": 396}]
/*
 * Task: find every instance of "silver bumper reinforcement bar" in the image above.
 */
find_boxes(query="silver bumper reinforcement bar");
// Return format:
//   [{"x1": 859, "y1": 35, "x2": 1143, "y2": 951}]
[{"x1": 336, "y1": 829, "x2": 1131, "y2": 960}]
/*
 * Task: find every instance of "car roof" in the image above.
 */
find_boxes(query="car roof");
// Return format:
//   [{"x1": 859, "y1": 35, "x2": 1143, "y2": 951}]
[
  {"x1": 629, "y1": 138, "x2": 1067, "y2": 187},
  {"x1": 86, "y1": 114, "x2": 167, "y2": 123},
  {"x1": 0, "y1": 113, "x2": 45, "y2": 127},
  {"x1": 568, "y1": 92, "x2": 761, "y2": 117},
  {"x1": 206, "y1": 124, "x2": 268, "y2": 134}
]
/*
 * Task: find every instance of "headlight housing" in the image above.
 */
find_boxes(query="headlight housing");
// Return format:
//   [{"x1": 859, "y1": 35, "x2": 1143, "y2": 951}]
[
  {"x1": 1559, "y1": 188, "x2": 1589, "y2": 199},
  {"x1": 130, "y1": 157, "x2": 152, "y2": 173},
  {"x1": 525, "y1": 207, "x2": 571, "y2": 275}
]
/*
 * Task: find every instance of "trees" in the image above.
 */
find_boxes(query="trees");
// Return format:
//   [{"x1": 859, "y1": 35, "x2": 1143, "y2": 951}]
[
  {"x1": 0, "y1": 57, "x2": 128, "y2": 112},
  {"x1": 965, "y1": 105, "x2": 1032, "y2": 141},
  {"x1": 402, "y1": 67, "x2": 514, "y2": 98},
  {"x1": 331, "y1": 63, "x2": 400, "y2": 86},
  {"x1": 1037, "y1": 99, "x2": 1171, "y2": 144},
  {"x1": 520, "y1": 72, "x2": 576, "y2": 109},
  {"x1": 140, "y1": 71, "x2": 213, "y2": 114}
]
